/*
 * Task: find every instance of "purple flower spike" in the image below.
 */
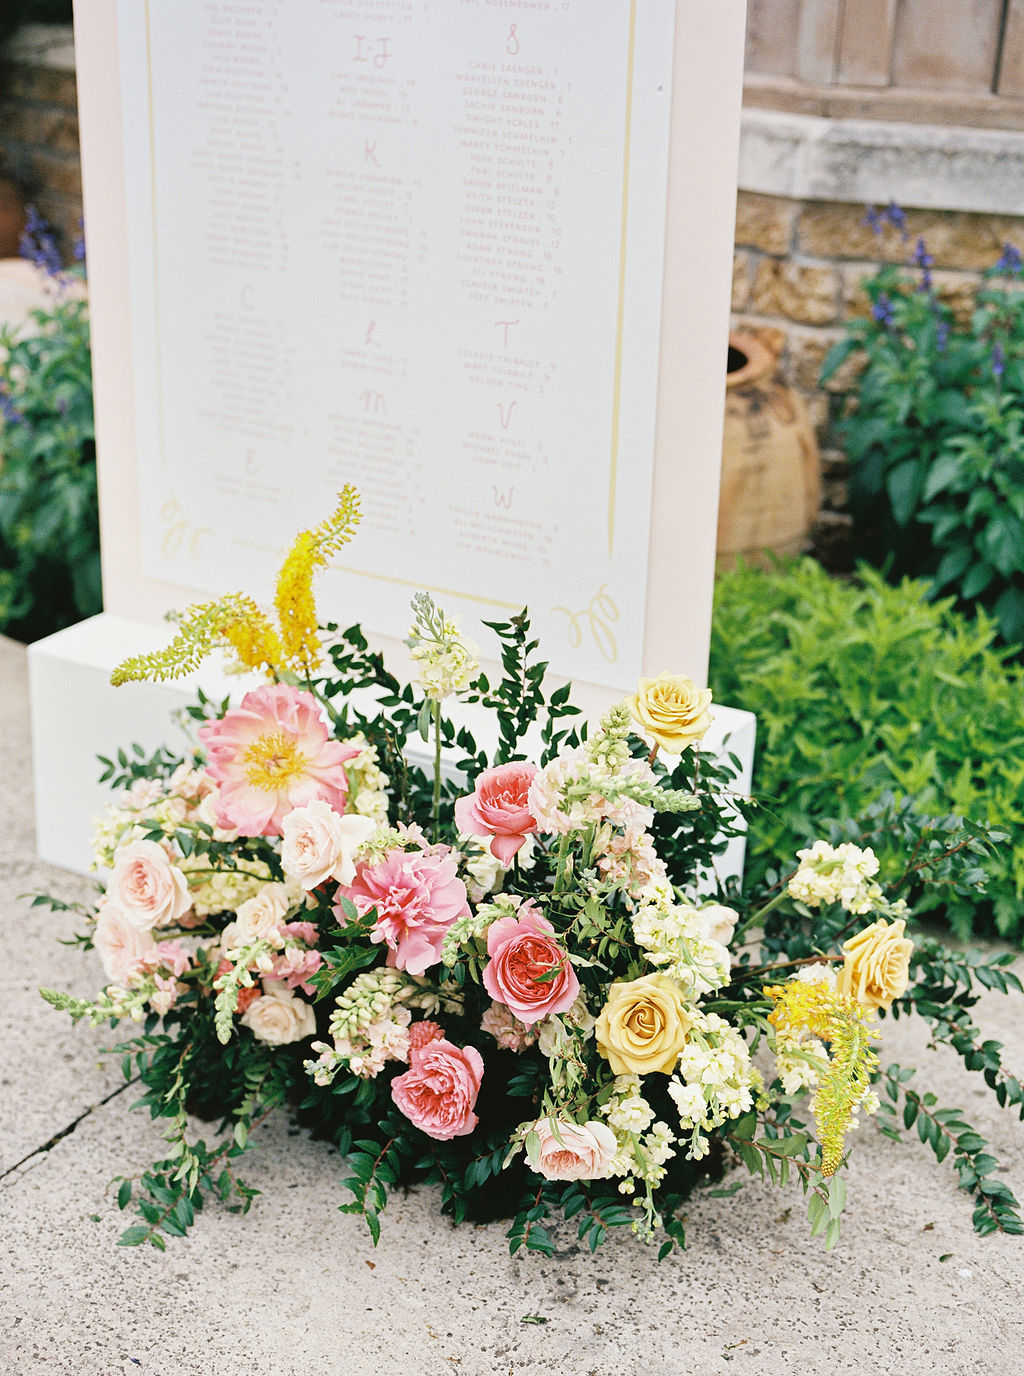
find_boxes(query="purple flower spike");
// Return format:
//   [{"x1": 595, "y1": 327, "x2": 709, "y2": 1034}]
[
  {"x1": 914, "y1": 237, "x2": 934, "y2": 292},
  {"x1": 871, "y1": 293, "x2": 895, "y2": 326},
  {"x1": 995, "y1": 242, "x2": 1022, "y2": 276},
  {"x1": 0, "y1": 384, "x2": 23, "y2": 426},
  {"x1": 992, "y1": 342, "x2": 1006, "y2": 379},
  {"x1": 19, "y1": 205, "x2": 64, "y2": 279},
  {"x1": 885, "y1": 200, "x2": 908, "y2": 239},
  {"x1": 864, "y1": 205, "x2": 884, "y2": 237}
]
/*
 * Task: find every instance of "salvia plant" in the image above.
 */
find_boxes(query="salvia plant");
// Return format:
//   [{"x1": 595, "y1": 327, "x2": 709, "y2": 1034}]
[
  {"x1": 37, "y1": 492, "x2": 1024, "y2": 1256},
  {"x1": 821, "y1": 200, "x2": 1024, "y2": 646},
  {"x1": 0, "y1": 206, "x2": 98, "y2": 640}
]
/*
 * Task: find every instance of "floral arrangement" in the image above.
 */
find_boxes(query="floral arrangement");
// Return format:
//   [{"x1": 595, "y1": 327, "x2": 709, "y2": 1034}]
[{"x1": 41, "y1": 490, "x2": 1024, "y2": 1255}]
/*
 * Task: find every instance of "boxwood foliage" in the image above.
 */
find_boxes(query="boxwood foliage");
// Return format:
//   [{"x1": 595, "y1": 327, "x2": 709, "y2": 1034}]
[{"x1": 709, "y1": 559, "x2": 1024, "y2": 942}]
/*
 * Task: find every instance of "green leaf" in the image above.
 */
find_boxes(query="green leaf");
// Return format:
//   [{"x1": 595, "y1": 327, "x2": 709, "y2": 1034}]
[{"x1": 886, "y1": 460, "x2": 925, "y2": 526}]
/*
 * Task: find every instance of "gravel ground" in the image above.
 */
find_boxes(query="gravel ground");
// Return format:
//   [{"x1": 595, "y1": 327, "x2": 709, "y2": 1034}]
[{"x1": 2, "y1": 634, "x2": 1023, "y2": 1376}]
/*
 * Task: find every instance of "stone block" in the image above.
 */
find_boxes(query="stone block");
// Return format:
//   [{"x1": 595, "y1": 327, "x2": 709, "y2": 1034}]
[
  {"x1": 0, "y1": 61, "x2": 77, "y2": 110},
  {"x1": 0, "y1": 100, "x2": 79, "y2": 157},
  {"x1": 751, "y1": 256, "x2": 841, "y2": 324},
  {"x1": 731, "y1": 249, "x2": 753, "y2": 311},
  {"x1": 798, "y1": 202, "x2": 897, "y2": 262},
  {"x1": 25, "y1": 148, "x2": 81, "y2": 198},
  {"x1": 785, "y1": 324, "x2": 859, "y2": 392},
  {"x1": 734, "y1": 190, "x2": 795, "y2": 254},
  {"x1": 801, "y1": 201, "x2": 1024, "y2": 272},
  {"x1": 803, "y1": 390, "x2": 830, "y2": 439}
]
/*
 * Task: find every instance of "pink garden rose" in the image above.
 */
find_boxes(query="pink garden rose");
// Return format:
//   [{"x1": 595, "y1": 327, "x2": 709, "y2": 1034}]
[
  {"x1": 482, "y1": 904, "x2": 579, "y2": 1026},
  {"x1": 390, "y1": 1036, "x2": 484, "y2": 1140},
  {"x1": 93, "y1": 902, "x2": 157, "y2": 984},
  {"x1": 339, "y1": 848, "x2": 469, "y2": 975},
  {"x1": 532, "y1": 1118, "x2": 618, "y2": 1181},
  {"x1": 107, "y1": 839, "x2": 192, "y2": 931},
  {"x1": 198, "y1": 684, "x2": 360, "y2": 837},
  {"x1": 454, "y1": 763, "x2": 538, "y2": 865}
]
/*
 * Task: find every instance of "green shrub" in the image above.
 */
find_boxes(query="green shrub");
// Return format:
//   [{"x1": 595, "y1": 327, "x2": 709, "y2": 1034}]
[
  {"x1": 821, "y1": 218, "x2": 1024, "y2": 643},
  {"x1": 709, "y1": 558, "x2": 1024, "y2": 942},
  {"x1": 0, "y1": 215, "x2": 98, "y2": 641}
]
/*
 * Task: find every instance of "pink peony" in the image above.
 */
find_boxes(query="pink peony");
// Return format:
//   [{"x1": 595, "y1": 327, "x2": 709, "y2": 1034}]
[
  {"x1": 339, "y1": 848, "x2": 469, "y2": 975},
  {"x1": 390, "y1": 1037, "x2": 484, "y2": 1140},
  {"x1": 198, "y1": 684, "x2": 360, "y2": 837},
  {"x1": 532, "y1": 1118, "x2": 618, "y2": 1181},
  {"x1": 454, "y1": 763, "x2": 538, "y2": 865},
  {"x1": 107, "y1": 840, "x2": 192, "y2": 931},
  {"x1": 482, "y1": 905, "x2": 579, "y2": 1026}
]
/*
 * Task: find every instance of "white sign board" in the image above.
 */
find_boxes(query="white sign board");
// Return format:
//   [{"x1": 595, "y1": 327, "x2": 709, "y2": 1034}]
[{"x1": 74, "y1": 0, "x2": 747, "y2": 695}]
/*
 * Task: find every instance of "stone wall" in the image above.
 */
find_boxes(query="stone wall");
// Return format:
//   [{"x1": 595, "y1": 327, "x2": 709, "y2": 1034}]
[
  {"x1": 730, "y1": 191, "x2": 1024, "y2": 567},
  {"x1": 0, "y1": 26, "x2": 80, "y2": 257}
]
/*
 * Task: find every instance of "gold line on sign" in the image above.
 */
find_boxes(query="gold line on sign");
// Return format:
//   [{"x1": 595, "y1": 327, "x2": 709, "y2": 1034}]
[
  {"x1": 144, "y1": 0, "x2": 166, "y2": 471},
  {"x1": 607, "y1": 0, "x2": 639, "y2": 557}
]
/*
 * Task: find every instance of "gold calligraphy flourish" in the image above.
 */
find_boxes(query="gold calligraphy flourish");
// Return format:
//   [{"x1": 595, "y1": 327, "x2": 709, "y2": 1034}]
[
  {"x1": 160, "y1": 497, "x2": 211, "y2": 561},
  {"x1": 551, "y1": 586, "x2": 620, "y2": 663}
]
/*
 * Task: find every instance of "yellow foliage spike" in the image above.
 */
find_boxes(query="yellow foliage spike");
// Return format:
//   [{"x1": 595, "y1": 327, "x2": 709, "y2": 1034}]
[
  {"x1": 765, "y1": 979, "x2": 879, "y2": 1177},
  {"x1": 110, "y1": 488, "x2": 362, "y2": 686},
  {"x1": 274, "y1": 486, "x2": 363, "y2": 674},
  {"x1": 111, "y1": 593, "x2": 276, "y2": 685}
]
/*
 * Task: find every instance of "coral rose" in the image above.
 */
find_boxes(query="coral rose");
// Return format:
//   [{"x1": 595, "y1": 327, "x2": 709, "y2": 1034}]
[
  {"x1": 628, "y1": 673, "x2": 713, "y2": 752},
  {"x1": 836, "y1": 917, "x2": 914, "y2": 1012},
  {"x1": 199, "y1": 684, "x2": 360, "y2": 837},
  {"x1": 390, "y1": 1037, "x2": 484, "y2": 1140},
  {"x1": 482, "y1": 904, "x2": 579, "y2": 1026},
  {"x1": 596, "y1": 973, "x2": 692, "y2": 1075},
  {"x1": 341, "y1": 848, "x2": 469, "y2": 975},
  {"x1": 454, "y1": 763, "x2": 538, "y2": 865},
  {"x1": 531, "y1": 1118, "x2": 618, "y2": 1181},
  {"x1": 107, "y1": 839, "x2": 192, "y2": 931}
]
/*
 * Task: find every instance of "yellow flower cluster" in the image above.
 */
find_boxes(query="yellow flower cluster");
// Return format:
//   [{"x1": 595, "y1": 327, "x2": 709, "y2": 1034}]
[
  {"x1": 765, "y1": 978, "x2": 879, "y2": 1176},
  {"x1": 111, "y1": 487, "x2": 361, "y2": 685}
]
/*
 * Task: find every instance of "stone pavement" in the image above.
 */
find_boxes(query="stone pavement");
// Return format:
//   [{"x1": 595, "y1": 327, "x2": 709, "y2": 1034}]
[{"x1": 2, "y1": 633, "x2": 1024, "y2": 1376}]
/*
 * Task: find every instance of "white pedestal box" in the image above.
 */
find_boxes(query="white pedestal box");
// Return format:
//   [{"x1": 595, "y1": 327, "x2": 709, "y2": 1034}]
[{"x1": 28, "y1": 612, "x2": 755, "y2": 882}]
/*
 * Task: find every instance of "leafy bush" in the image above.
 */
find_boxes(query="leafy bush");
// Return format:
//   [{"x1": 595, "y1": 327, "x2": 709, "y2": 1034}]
[
  {"x1": 822, "y1": 213, "x2": 1024, "y2": 644},
  {"x1": 0, "y1": 210, "x2": 98, "y2": 640},
  {"x1": 709, "y1": 558, "x2": 1024, "y2": 942}
]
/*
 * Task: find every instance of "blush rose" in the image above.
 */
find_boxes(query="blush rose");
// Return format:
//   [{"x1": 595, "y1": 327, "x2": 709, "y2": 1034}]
[
  {"x1": 531, "y1": 1118, "x2": 618, "y2": 1181},
  {"x1": 107, "y1": 839, "x2": 192, "y2": 931}
]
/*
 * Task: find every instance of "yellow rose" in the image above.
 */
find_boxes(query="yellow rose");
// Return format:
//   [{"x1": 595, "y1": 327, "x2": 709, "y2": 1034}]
[
  {"x1": 836, "y1": 917, "x2": 914, "y2": 1012},
  {"x1": 628, "y1": 673, "x2": 713, "y2": 752},
  {"x1": 595, "y1": 973, "x2": 692, "y2": 1075}
]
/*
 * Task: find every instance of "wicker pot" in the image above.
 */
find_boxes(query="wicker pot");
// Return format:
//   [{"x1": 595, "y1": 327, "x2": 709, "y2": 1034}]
[{"x1": 717, "y1": 332, "x2": 820, "y2": 564}]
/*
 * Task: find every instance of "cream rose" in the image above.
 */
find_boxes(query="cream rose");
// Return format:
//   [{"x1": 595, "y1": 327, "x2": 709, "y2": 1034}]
[
  {"x1": 836, "y1": 917, "x2": 914, "y2": 1012},
  {"x1": 596, "y1": 973, "x2": 693, "y2": 1075},
  {"x1": 93, "y1": 902, "x2": 157, "y2": 984},
  {"x1": 239, "y1": 981, "x2": 316, "y2": 1045},
  {"x1": 280, "y1": 802, "x2": 376, "y2": 889},
  {"x1": 107, "y1": 839, "x2": 192, "y2": 931},
  {"x1": 698, "y1": 903, "x2": 739, "y2": 949},
  {"x1": 233, "y1": 883, "x2": 293, "y2": 946},
  {"x1": 628, "y1": 673, "x2": 713, "y2": 752}
]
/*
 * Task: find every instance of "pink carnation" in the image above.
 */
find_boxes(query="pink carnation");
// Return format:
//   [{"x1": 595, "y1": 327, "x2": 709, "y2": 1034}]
[
  {"x1": 198, "y1": 684, "x2": 360, "y2": 837},
  {"x1": 482, "y1": 905, "x2": 579, "y2": 1026},
  {"x1": 408, "y1": 1020, "x2": 445, "y2": 1060},
  {"x1": 270, "y1": 946, "x2": 323, "y2": 992},
  {"x1": 390, "y1": 1037, "x2": 484, "y2": 1140},
  {"x1": 454, "y1": 762, "x2": 538, "y2": 865},
  {"x1": 339, "y1": 848, "x2": 469, "y2": 975}
]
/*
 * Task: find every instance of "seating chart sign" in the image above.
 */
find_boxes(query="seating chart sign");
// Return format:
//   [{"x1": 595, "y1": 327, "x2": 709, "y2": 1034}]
[{"x1": 116, "y1": 0, "x2": 678, "y2": 688}]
